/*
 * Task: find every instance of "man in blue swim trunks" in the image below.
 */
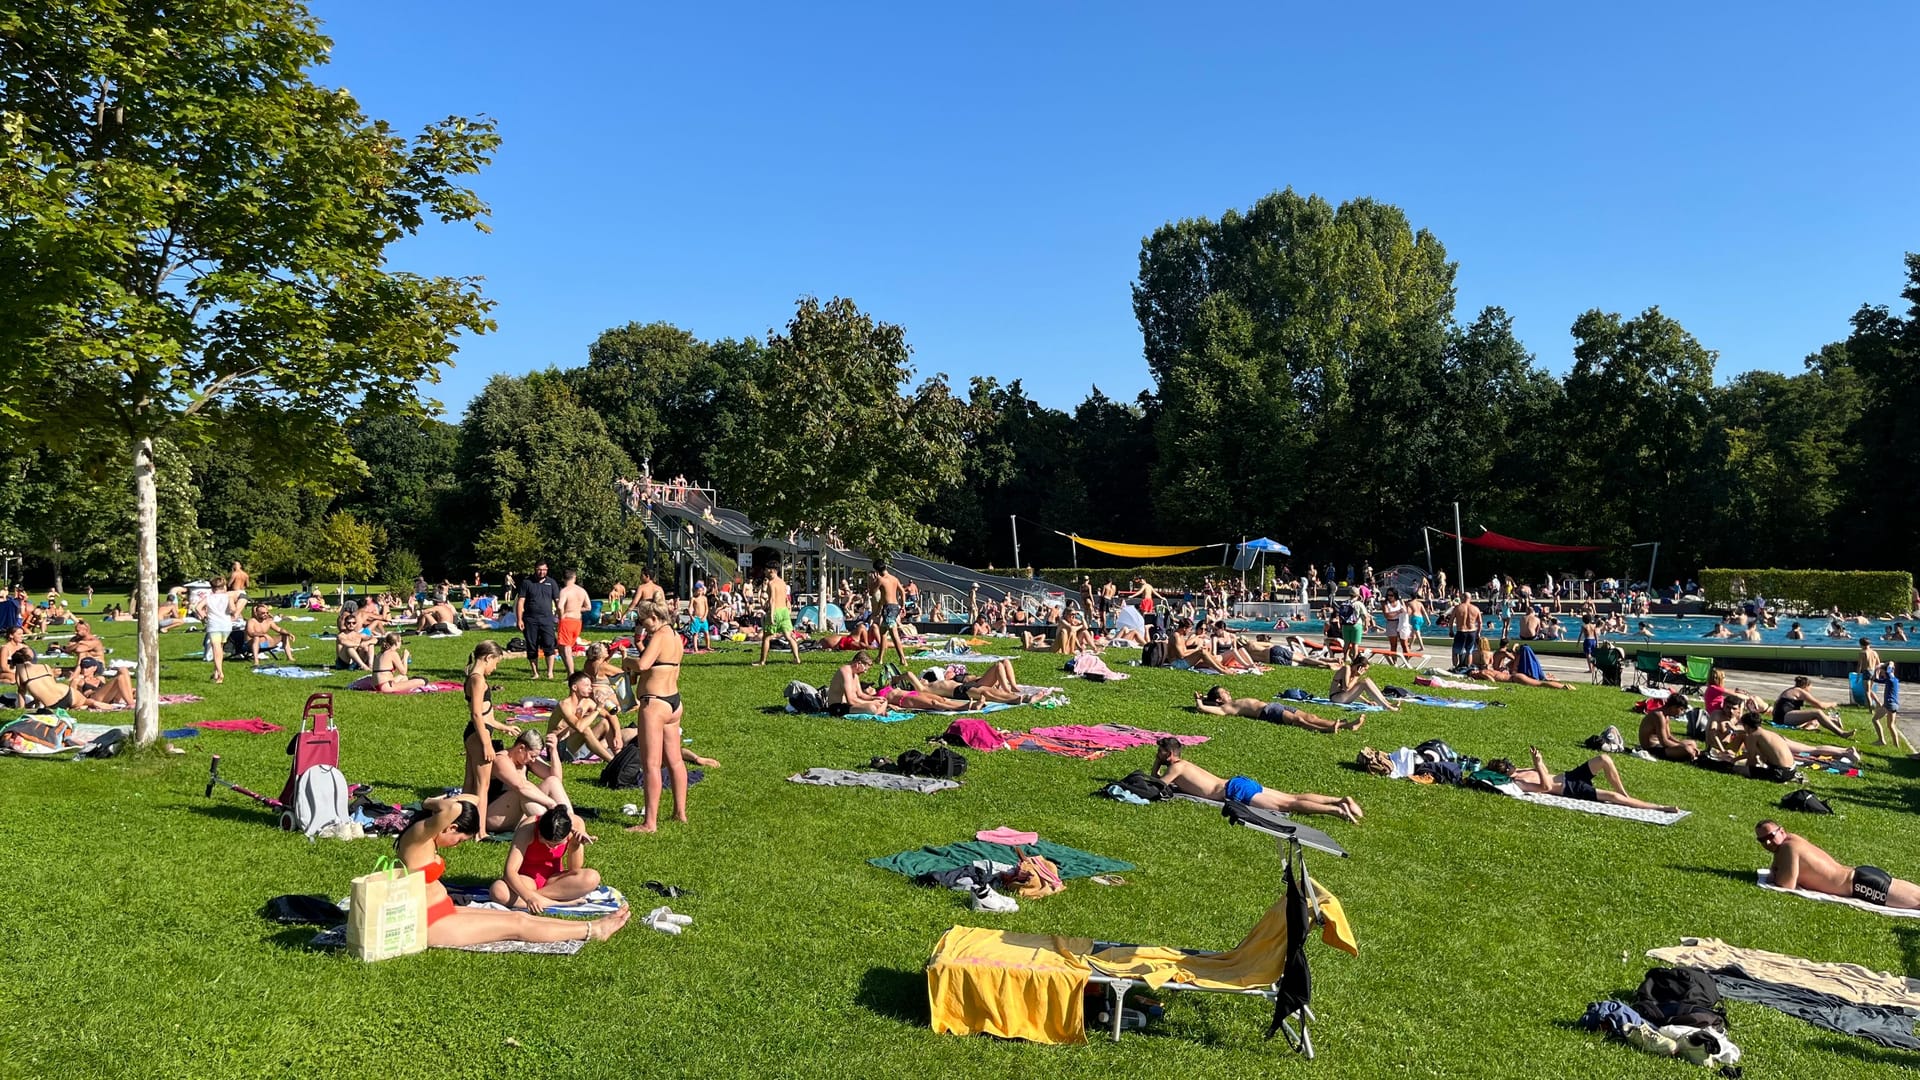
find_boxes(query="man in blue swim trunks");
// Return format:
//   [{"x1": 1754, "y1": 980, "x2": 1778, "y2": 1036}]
[
  {"x1": 1151, "y1": 738, "x2": 1361, "y2": 822},
  {"x1": 868, "y1": 561, "x2": 909, "y2": 669}
]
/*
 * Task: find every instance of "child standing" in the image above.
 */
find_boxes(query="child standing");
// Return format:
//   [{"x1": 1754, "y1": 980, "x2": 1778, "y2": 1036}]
[{"x1": 1870, "y1": 660, "x2": 1911, "y2": 754}]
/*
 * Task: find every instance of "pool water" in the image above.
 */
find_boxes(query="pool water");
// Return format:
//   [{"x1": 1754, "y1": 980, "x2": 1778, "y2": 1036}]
[{"x1": 1221, "y1": 616, "x2": 1913, "y2": 649}]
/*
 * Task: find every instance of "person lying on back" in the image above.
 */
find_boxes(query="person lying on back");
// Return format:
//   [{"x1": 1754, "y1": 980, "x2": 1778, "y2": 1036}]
[
  {"x1": 1486, "y1": 747, "x2": 1680, "y2": 812},
  {"x1": 1152, "y1": 737, "x2": 1362, "y2": 822},
  {"x1": 1194, "y1": 686, "x2": 1356, "y2": 733}
]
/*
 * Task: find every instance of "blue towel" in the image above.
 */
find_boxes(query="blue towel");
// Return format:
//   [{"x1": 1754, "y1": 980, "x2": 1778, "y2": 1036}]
[
  {"x1": 253, "y1": 666, "x2": 332, "y2": 679},
  {"x1": 1287, "y1": 695, "x2": 1384, "y2": 713},
  {"x1": 1405, "y1": 694, "x2": 1488, "y2": 710},
  {"x1": 162, "y1": 727, "x2": 199, "y2": 738}
]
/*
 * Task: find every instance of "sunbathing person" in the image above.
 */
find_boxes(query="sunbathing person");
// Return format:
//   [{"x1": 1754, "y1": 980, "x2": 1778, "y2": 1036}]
[
  {"x1": 68, "y1": 657, "x2": 136, "y2": 709},
  {"x1": 396, "y1": 796, "x2": 628, "y2": 946},
  {"x1": 1329, "y1": 653, "x2": 1399, "y2": 710},
  {"x1": 1469, "y1": 645, "x2": 1574, "y2": 689},
  {"x1": 66, "y1": 619, "x2": 106, "y2": 664},
  {"x1": 1194, "y1": 686, "x2": 1356, "y2": 733},
  {"x1": 334, "y1": 611, "x2": 374, "y2": 670},
  {"x1": 582, "y1": 643, "x2": 624, "y2": 713},
  {"x1": 0, "y1": 626, "x2": 29, "y2": 684},
  {"x1": 1730, "y1": 712, "x2": 1807, "y2": 782},
  {"x1": 1702, "y1": 667, "x2": 1766, "y2": 722},
  {"x1": 905, "y1": 662, "x2": 1029, "y2": 705},
  {"x1": 551, "y1": 670, "x2": 626, "y2": 761},
  {"x1": 1152, "y1": 738, "x2": 1362, "y2": 822},
  {"x1": 487, "y1": 803, "x2": 603, "y2": 912},
  {"x1": 827, "y1": 652, "x2": 891, "y2": 716},
  {"x1": 417, "y1": 598, "x2": 460, "y2": 636},
  {"x1": 837, "y1": 621, "x2": 882, "y2": 651},
  {"x1": 1637, "y1": 692, "x2": 1700, "y2": 762},
  {"x1": 1487, "y1": 747, "x2": 1680, "y2": 812},
  {"x1": 360, "y1": 634, "x2": 427, "y2": 693},
  {"x1": 1165, "y1": 618, "x2": 1239, "y2": 673},
  {"x1": 244, "y1": 604, "x2": 298, "y2": 667},
  {"x1": 1726, "y1": 714, "x2": 1858, "y2": 768},
  {"x1": 485, "y1": 729, "x2": 573, "y2": 834},
  {"x1": 9, "y1": 653, "x2": 133, "y2": 711},
  {"x1": 1206, "y1": 621, "x2": 1261, "y2": 670},
  {"x1": 1284, "y1": 635, "x2": 1341, "y2": 669},
  {"x1": 1756, "y1": 819, "x2": 1920, "y2": 909},
  {"x1": 880, "y1": 675, "x2": 977, "y2": 712},
  {"x1": 1773, "y1": 677, "x2": 1853, "y2": 737}
]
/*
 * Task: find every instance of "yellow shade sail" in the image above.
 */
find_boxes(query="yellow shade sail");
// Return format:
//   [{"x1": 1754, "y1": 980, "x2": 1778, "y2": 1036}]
[{"x1": 1067, "y1": 535, "x2": 1208, "y2": 559}]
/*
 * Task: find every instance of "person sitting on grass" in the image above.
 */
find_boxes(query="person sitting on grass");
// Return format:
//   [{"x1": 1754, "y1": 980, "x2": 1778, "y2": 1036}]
[
  {"x1": 67, "y1": 657, "x2": 136, "y2": 709},
  {"x1": 1486, "y1": 747, "x2": 1681, "y2": 812},
  {"x1": 417, "y1": 597, "x2": 460, "y2": 636},
  {"x1": 1702, "y1": 667, "x2": 1766, "y2": 726},
  {"x1": 1465, "y1": 642, "x2": 1575, "y2": 689},
  {"x1": 837, "y1": 620, "x2": 882, "y2": 651},
  {"x1": 244, "y1": 604, "x2": 298, "y2": 667},
  {"x1": 488, "y1": 803, "x2": 603, "y2": 912},
  {"x1": 484, "y1": 729, "x2": 573, "y2": 834},
  {"x1": 66, "y1": 619, "x2": 106, "y2": 664},
  {"x1": 1194, "y1": 686, "x2": 1359, "y2": 733},
  {"x1": 1637, "y1": 692, "x2": 1700, "y2": 762},
  {"x1": 0, "y1": 626, "x2": 28, "y2": 686},
  {"x1": 1152, "y1": 737, "x2": 1362, "y2": 822},
  {"x1": 1725, "y1": 712, "x2": 1859, "y2": 769},
  {"x1": 9, "y1": 652, "x2": 134, "y2": 711},
  {"x1": 1730, "y1": 712, "x2": 1807, "y2": 782},
  {"x1": 1772, "y1": 676, "x2": 1853, "y2": 737},
  {"x1": 334, "y1": 610, "x2": 374, "y2": 670},
  {"x1": 1206, "y1": 620, "x2": 1262, "y2": 670},
  {"x1": 827, "y1": 652, "x2": 890, "y2": 716},
  {"x1": 1164, "y1": 617, "x2": 1239, "y2": 673},
  {"x1": 551, "y1": 670, "x2": 624, "y2": 762},
  {"x1": 358, "y1": 634, "x2": 427, "y2": 694},
  {"x1": 1329, "y1": 652, "x2": 1399, "y2": 711},
  {"x1": 397, "y1": 795, "x2": 629, "y2": 947},
  {"x1": 1756, "y1": 819, "x2": 1920, "y2": 909}
]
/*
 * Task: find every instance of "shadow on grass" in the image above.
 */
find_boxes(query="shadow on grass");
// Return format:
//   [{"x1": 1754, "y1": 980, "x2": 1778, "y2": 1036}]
[
  {"x1": 855, "y1": 967, "x2": 930, "y2": 1027},
  {"x1": 1663, "y1": 864, "x2": 1754, "y2": 886},
  {"x1": 264, "y1": 925, "x2": 335, "y2": 952},
  {"x1": 181, "y1": 801, "x2": 284, "y2": 827},
  {"x1": 1829, "y1": 784, "x2": 1920, "y2": 815},
  {"x1": 1810, "y1": 1037, "x2": 1920, "y2": 1065}
]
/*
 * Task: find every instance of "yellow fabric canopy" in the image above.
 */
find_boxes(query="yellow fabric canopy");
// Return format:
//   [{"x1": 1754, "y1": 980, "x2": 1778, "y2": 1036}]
[{"x1": 1067, "y1": 535, "x2": 1208, "y2": 559}]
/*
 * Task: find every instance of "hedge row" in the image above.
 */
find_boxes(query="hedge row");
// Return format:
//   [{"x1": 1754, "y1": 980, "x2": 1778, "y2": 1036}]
[{"x1": 1699, "y1": 568, "x2": 1914, "y2": 614}]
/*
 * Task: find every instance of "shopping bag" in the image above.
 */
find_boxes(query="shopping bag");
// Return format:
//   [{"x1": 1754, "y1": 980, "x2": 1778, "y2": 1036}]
[{"x1": 346, "y1": 856, "x2": 427, "y2": 961}]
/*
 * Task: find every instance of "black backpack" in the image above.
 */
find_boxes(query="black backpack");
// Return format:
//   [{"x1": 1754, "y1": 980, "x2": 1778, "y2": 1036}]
[
  {"x1": 1633, "y1": 966, "x2": 1726, "y2": 1029},
  {"x1": 1115, "y1": 769, "x2": 1175, "y2": 802},
  {"x1": 785, "y1": 680, "x2": 827, "y2": 714},
  {"x1": 893, "y1": 747, "x2": 967, "y2": 779},
  {"x1": 599, "y1": 740, "x2": 649, "y2": 789},
  {"x1": 1781, "y1": 789, "x2": 1833, "y2": 815},
  {"x1": 505, "y1": 636, "x2": 528, "y2": 653},
  {"x1": 1140, "y1": 641, "x2": 1164, "y2": 668}
]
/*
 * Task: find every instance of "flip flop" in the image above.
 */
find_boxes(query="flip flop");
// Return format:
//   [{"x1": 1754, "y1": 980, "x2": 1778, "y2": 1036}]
[
  {"x1": 642, "y1": 881, "x2": 695, "y2": 899},
  {"x1": 1090, "y1": 874, "x2": 1128, "y2": 886}
]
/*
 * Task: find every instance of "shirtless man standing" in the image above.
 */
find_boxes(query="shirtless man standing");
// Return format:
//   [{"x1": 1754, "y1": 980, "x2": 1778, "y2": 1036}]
[
  {"x1": 631, "y1": 571, "x2": 666, "y2": 621},
  {"x1": 753, "y1": 565, "x2": 802, "y2": 666},
  {"x1": 1152, "y1": 738, "x2": 1362, "y2": 822},
  {"x1": 1757, "y1": 820, "x2": 1920, "y2": 909},
  {"x1": 228, "y1": 560, "x2": 251, "y2": 602},
  {"x1": 556, "y1": 570, "x2": 591, "y2": 676},
  {"x1": 1447, "y1": 591, "x2": 1483, "y2": 671},
  {"x1": 869, "y1": 561, "x2": 908, "y2": 669}
]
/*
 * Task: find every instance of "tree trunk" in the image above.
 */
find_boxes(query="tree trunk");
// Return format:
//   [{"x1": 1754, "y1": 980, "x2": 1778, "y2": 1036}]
[{"x1": 133, "y1": 437, "x2": 160, "y2": 747}]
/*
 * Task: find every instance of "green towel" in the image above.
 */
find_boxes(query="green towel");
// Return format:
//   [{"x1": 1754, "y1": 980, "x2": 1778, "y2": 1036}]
[{"x1": 869, "y1": 839, "x2": 1133, "y2": 880}]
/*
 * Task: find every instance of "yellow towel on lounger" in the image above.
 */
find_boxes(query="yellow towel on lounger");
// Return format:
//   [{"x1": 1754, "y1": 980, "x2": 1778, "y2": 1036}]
[
  {"x1": 1088, "y1": 879, "x2": 1356, "y2": 990},
  {"x1": 927, "y1": 928, "x2": 1094, "y2": 1044}
]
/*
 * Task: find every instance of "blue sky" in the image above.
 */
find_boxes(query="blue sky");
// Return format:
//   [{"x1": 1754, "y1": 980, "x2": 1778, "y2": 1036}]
[{"x1": 314, "y1": 0, "x2": 1919, "y2": 417}]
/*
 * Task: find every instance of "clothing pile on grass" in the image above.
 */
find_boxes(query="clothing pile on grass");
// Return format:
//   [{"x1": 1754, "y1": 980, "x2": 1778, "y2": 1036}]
[
  {"x1": 874, "y1": 827, "x2": 1133, "y2": 913},
  {"x1": 1578, "y1": 966, "x2": 1742, "y2": 1070}
]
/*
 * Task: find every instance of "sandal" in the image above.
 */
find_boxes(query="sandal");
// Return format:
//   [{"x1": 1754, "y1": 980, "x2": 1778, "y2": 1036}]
[{"x1": 642, "y1": 881, "x2": 695, "y2": 899}]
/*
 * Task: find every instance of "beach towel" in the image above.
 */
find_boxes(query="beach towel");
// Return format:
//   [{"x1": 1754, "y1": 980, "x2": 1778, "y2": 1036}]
[
  {"x1": 785, "y1": 704, "x2": 918, "y2": 723},
  {"x1": 348, "y1": 680, "x2": 462, "y2": 694},
  {"x1": 1168, "y1": 659, "x2": 1263, "y2": 675},
  {"x1": 938, "y1": 718, "x2": 1108, "y2": 759},
  {"x1": 197, "y1": 718, "x2": 283, "y2": 733},
  {"x1": 163, "y1": 727, "x2": 198, "y2": 739},
  {"x1": 442, "y1": 884, "x2": 628, "y2": 917},
  {"x1": 1417, "y1": 675, "x2": 1500, "y2": 692},
  {"x1": 1286, "y1": 694, "x2": 1384, "y2": 713},
  {"x1": 1485, "y1": 781, "x2": 1689, "y2": 825},
  {"x1": 1757, "y1": 870, "x2": 1920, "y2": 918},
  {"x1": 1025, "y1": 724, "x2": 1208, "y2": 750},
  {"x1": 1402, "y1": 694, "x2": 1489, "y2": 710},
  {"x1": 1065, "y1": 652, "x2": 1129, "y2": 681},
  {"x1": 871, "y1": 839, "x2": 1133, "y2": 881},
  {"x1": 254, "y1": 666, "x2": 331, "y2": 678},
  {"x1": 788, "y1": 768, "x2": 960, "y2": 794},
  {"x1": 912, "y1": 650, "x2": 1016, "y2": 664},
  {"x1": 157, "y1": 694, "x2": 204, "y2": 705},
  {"x1": 309, "y1": 925, "x2": 585, "y2": 954},
  {"x1": 0, "y1": 721, "x2": 123, "y2": 756}
]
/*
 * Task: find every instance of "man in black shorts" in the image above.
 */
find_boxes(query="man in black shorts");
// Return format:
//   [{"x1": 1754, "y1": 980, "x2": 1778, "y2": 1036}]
[
  {"x1": 515, "y1": 561, "x2": 564, "y2": 680},
  {"x1": 1192, "y1": 686, "x2": 1355, "y2": 734},
  {"x1": 1757, "y1": 820, "x2": 1920, "y2": 908},
  {"x1": 1489, "y1": 746, "x2": 1681, "y2": 812}
]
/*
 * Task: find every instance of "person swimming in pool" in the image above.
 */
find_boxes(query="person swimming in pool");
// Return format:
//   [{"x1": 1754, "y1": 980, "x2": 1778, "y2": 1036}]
[{"x1": 1151, "y1": 737, "x2": 1361, "y2": 822}]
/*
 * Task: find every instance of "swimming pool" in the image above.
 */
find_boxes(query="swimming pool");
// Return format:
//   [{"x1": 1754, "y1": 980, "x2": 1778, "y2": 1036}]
[{"x1": 1222, "y1": 615, "x2": 1914, "y2": 650}]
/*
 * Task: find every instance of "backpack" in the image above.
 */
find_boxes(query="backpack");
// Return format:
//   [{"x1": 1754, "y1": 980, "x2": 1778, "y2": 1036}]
[
  {"x1": 1781, "y1": 789, "x2": 1833, "y2": 815},
  {"x1": 1140, "y1": 641, "x2": 1163, "y2": 668},
  {"x1": 785, "y1": 680, "x2": 827, "y2": 715},
  {"x1": 893, "y1": 747, "x2": 968, "y2": 779},
  {"x1": 599, "y1": 740, "x2": 649, "y2": 789},
  {"x1": 1115, "y1": 769, "x2": 1175, "y2": 801},
  {"x1": 505, "y1": 636, "x2": 528, "y2": 653},
  {"x1": 1334, "y1": 600, "x2": 1357, "y2": 623},
  {"x1": 293, "y1": 764, "x2": 350, "y2": 838},
  {"x1": 1414, "y1": 739, "x2": 1458, "y2": 763},
  {"x1": 1633, "y1": 966, "x2": 1726, "y2": 1030},
  {"x1": 1356, "y1": 747, "x2": 1394, "y2": 777}
]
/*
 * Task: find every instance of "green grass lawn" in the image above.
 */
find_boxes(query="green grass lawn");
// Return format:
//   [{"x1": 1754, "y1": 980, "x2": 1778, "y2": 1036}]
[{"x1": 4, "y1": 598, "x2": 1918, "y2": 1079}]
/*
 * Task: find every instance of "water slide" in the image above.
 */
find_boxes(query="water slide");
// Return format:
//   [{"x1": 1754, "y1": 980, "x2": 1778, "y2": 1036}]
[{"x1": 646, "y1": 491, "x2": 1070, "y2": 609}]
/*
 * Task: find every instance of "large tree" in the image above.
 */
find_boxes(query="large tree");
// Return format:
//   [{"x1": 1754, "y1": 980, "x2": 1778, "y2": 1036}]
[
  {"x1": 712, "y1": 296, "x2": 966, "y2": 558},
  {"x1": 566, "y1": 322, "x2": 749, "y2": 484},
  {"x1": 0, "y1": 1, "x2": 496, "y2": 744},
  {"x1": 1830, "y1": 254, "x2": 1920, "y2": 569}
]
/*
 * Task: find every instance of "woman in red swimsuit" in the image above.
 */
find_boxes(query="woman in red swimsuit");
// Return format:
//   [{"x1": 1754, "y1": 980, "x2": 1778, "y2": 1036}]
[
  {"x1": 396, "y1": 796, "x2": 628, "y2": 947},
  {"x1": 487, "y1": 804, "x2": 602, "y2": 912}
]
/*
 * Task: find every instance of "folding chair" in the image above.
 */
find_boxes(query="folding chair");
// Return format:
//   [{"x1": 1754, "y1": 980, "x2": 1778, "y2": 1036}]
[
  {"x1": 1591, "y1": 644, "x2": 1625, "y2": 686},
  {"x1": 1632, "y1": 650, "x2": 1666, "y2": 689},
  {"x1": 1681, "y1": 655, "x2": 1713, "y2": 692}
]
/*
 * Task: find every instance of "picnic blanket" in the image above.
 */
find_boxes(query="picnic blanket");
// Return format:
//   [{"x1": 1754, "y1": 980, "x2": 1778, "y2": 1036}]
[
  {"x1": 197, "y1": 718, "x2": 283, "y2": 733},
  {"x1": 786, "y1": 705, "x2": 917, "y2": 723},
  {"x1": 253, "y1": 666, "x2": 331, "y2": 678},
  {"x1": 912, "y1": 650, "x2": 1016, "y2": 664},
  {"x1": 442, "y1": 883, "x2": 628, "y2": 917},
  {"x1": 1167, "y1": 659, "x2": 1263, "y2": 675},
  {"x1": 872, "y1": 839, "x2": 1133, "y2": 881},
  {"x1": 1025, "y1": 723, "x2": 1208, "y2": 750},
  {"x1": 787, "y1": 768, "x2": 960, "y2": 794},
  {"x1": 1757, "y1": 869, "x2": 1920, "y2": 918},
  {"x1": 939, "y1": 717, "x2": 1108, "y2": 759},
  {"x1": 309, "y1": 925, "x2": 584, "y2": 955}
]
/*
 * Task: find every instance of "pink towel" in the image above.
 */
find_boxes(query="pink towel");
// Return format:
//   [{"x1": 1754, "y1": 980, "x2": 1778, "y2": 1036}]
[
  {"x1": 197, "y1": 718, "x2": 283, "y2": 733},
  {"x1": 977, "y1": 827, "x2": 1039, "y2": 845},
  {"x1": 158, "y1": 694, "x2": 205, "y2": 705},
  {"x1": 943, "y1": 717, "x2": 1013, "y2": 751},
  {"x1": 1026, "y1": 723, "x2": 1209, "y2": 750}
]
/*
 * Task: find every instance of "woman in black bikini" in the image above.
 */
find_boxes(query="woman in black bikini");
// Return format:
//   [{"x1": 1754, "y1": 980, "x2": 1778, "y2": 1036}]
[
  {"x1": 463, "y1": 640, "x2": 518, "y2": 827},
  {"x1": 10, "y1": 652, "x2": 131, "y2": 711},
  {"x1": 623, "y1": 601, "x2": 686, "y2": 834}
]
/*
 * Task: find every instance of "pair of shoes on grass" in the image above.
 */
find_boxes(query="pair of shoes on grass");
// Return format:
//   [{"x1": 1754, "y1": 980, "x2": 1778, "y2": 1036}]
[{"x1": 644, "y1": 906, "x2": 693, "y2": 935}]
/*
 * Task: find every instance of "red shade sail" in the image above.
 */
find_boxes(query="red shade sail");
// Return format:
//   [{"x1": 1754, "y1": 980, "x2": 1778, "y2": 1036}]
[{"x1": 1442, "y1": 530, "x2": 1604, "y2": 554}]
